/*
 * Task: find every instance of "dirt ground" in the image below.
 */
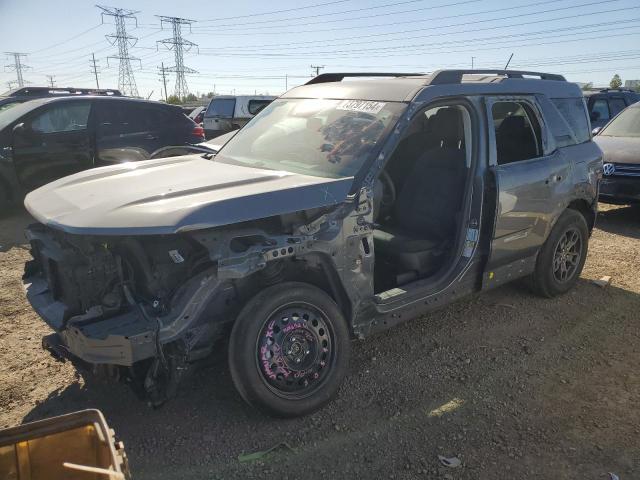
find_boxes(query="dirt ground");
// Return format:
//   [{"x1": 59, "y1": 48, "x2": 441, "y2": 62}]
[{"x1": 0, "y1": 204, "x2": 638, "y2": 479}]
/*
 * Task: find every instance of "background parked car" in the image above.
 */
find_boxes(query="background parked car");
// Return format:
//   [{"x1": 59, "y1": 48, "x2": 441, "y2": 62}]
[
  {"x1": 188, "y1": 105, "x2": 206, "y2": 124},
  {"x1": 594, "y1": 101, "x2": 640, "y2": 204},
  {"x1": 0, "y1": 86, "x2": 121, "y2": 111},
  {"x1": 203, "y1": 94, "x2": 275, "y2": 138},
  {"x1": 0, "y1": 95, "x2": 204, "y2": 207},
  {"x1": 584, "y1": 88, "x2": 640, "y2": 130}
]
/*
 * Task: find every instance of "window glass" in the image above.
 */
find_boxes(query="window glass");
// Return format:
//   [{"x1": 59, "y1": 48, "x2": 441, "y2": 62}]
[
  {"x1": 551, "y1": 98, "x2": 590, "y2": 144},
  {"x1": 599, "y1": 106, "x2": 640, "y2": 137},
  {"x1": 248, "y1": 99, "x2": 272, "y2": 115},
  {"x1": 31, "y1": 102, "x2": 91, "y2": 134},
  {"x1": 216, "y1": 98, "x2": 406, "y2": 178},
  {"x1": 97, "y1": 102, "x2": 165, "y2": 135},
  {"x1": 591, "y1": 99, "x2": 610, "y2": 122},
  {"x1": 205, "y1": 98, "x2": 236, "y2": 118},
  {"x1": 609, "y1": 98, "x2": 627, "y2": 117},
  {"x1": 492, "y1": 101, "x2": 542, "y2": 165}
]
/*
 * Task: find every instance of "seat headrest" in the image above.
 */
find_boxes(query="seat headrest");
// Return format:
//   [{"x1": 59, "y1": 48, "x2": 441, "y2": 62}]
[
  {"x1": 497, "y1": 115, "x2": 526, "y2": 137},
  {"x1": 429, "y1": 108, "x2": 462, "y2": 148}
]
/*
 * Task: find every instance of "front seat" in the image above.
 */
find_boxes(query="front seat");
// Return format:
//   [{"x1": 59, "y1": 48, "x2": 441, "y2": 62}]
[{"x1": 374, "y1": 108, "x2": 467, "y2": 279}]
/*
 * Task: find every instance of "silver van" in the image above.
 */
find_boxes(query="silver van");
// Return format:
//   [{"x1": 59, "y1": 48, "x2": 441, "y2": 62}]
[{"x1": 203, "y1": 95, "x2": 275, "y2": 138}]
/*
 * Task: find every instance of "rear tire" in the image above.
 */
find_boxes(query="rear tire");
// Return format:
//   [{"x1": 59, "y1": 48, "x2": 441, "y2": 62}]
[
  {"x1": 530, "y1": 209, "x2": 589, "y2": 297},
  {"x1": 228, "y1": 282, "x2": 350, "y2": 417}
]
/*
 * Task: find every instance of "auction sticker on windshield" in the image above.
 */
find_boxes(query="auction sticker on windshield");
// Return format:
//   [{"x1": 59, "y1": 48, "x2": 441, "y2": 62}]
[{"x1": 336, "y1": 100, "x2": 386, "y2": 115}]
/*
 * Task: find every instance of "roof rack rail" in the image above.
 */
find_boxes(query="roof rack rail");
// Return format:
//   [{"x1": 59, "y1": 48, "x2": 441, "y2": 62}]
[
  {"x1": 427, "y1": 69, "x2": 566, "y2": 85},
  {"x1": 10, "y1": 87, "x2": 122, "y2": 97},
  {"x1": 305, "y1": 72, "x2": 424, "y2": 85},
  {"x1": 597, "y1": 87, "x2": 635, "y2": 93}
]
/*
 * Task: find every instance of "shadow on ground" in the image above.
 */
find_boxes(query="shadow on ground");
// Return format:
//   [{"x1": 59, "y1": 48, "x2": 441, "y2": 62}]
[
  {"x1": 0, "y1": 206, "x2": 33, "y2": 252},
  {"x1": 596, "y1": 204, "x2": 640, "y2": 239}
]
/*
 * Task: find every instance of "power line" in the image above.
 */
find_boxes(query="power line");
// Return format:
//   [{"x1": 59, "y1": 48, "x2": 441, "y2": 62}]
[
  {"x1": 198, "y1": 0, "x2": 353, "y2": 23},
  {"x1": 156, "y1": 16, "x2": 198, "y2": 99},
  {"x1": 98, "y1": 5, "x2": 140, "y2": 96},
  {"x1": 4, "y1": 52, "x2": 30, "y2": 88},
  {"x1": 46, "y1": 75, "x2": 56, "y2": 87}
]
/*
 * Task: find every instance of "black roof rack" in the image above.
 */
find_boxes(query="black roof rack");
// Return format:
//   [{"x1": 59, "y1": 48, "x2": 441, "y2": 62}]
[
  {"x1": 9, "y1": 87, "x2": 122, "y2": 97},
  {"x1": 305, "y1": 72, "x2": 424, "y2": 85},
  {"x1": 427, "y1": 69, "x2": 566, "y2": 84},
  {"x1": 595, "y1": 87, "x2": 636, "y2": 93}
]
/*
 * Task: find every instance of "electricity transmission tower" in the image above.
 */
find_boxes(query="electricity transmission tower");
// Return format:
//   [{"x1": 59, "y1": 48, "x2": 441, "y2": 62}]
[
  {"x1": 46, "y1": 75, "x2": 56, "y2": 87},
  {"x1": 157, "y1": 16, "x2": 198, "y2": 100},
  {"x1": 5, "y1": 52, "x2": 30, "y2": 88},
  {"x1": 97, "y1": 5, "x2": 141, "y2": 97}
]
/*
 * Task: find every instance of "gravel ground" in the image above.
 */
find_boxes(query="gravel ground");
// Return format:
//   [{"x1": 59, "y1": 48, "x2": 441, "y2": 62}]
[{"x1": 0, "y1": 204, "x2": 638, "y2": 479}]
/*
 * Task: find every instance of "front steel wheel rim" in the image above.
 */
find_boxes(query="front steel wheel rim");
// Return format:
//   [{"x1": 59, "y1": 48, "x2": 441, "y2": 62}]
[
  {"x1": 256, "y1": 303, "x2": 334, "y2": 399},
  {"x1": 553, "y1": 227, "x2": 582, "y2": 283}
]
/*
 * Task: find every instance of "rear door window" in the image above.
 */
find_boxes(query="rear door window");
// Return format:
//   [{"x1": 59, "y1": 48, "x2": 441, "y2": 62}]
[
  {"x1": 205, "y1": 98, "x2": 236, "y2": 118},
  {"x1": 591, "y1": 99, "x2": 610, "y2": 122},
  {"x1": 30, "y1": 102, "x2": 91, "y2": 134},
  {"x1": 248, "y1": 99, "x2": 272, "y2": 115},
  {"x1": 551, "y1": 98, "x2": 590, "y2": 144},
  {"x1": 609, "y1": 98, "x2": 627, "y2": 117},
  {"x1": 491, "y1": 101, "x2": 542, "y2": 165}
]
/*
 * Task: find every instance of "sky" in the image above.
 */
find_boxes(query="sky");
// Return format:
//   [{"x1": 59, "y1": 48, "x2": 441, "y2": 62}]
[{"x1": 1, "y1": 0, "x2": 640, "y2": 100}]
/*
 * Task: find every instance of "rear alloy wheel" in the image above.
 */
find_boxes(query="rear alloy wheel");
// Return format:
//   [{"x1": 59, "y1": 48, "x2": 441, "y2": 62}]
[
  {"x1": 530, "y1": 209, "x2": 589, "y2": 297},
  {"x1": 229, "y1": 282, "x2": 350, "y2": 417}
]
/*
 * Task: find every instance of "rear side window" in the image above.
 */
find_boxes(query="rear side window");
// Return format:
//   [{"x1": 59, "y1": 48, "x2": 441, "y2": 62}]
[
  {"x1": 205, "y1": 98, "x2": 236, "y2": 118},
  {"x1": 30, "y1": 102, "x2": 91, "y2": 134},
  {"x1": 591, "y1": 99, "x2": 610, "y2": 122},
  {"x1": 551, "y1": 98, "x2": 590, "y2": 145},
  {"x1": 492, "y1": 101, "x2": 542, "y2": 165},
  {"x1": 248, "y1": 99, "x2": 272, "y2": 115},
  {"x1": 609, "y1": 98, "x2": 627, "y2": 117}
]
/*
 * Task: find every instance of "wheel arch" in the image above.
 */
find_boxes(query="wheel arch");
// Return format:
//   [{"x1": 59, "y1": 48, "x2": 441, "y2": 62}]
[{"x1": 567, "y1": 198, "x2": 596, "y2": 233}]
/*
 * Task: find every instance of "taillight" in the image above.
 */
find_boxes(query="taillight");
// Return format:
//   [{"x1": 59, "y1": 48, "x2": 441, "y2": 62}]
[{"x1": 192, "y1": 125, "x2": 205, "y2": 139}]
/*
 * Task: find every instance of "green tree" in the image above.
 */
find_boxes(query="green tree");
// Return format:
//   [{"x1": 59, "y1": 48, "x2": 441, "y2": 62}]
[
  {"x1": 609, "y1": 74, "x2": 622, "y2": 89},
  {"x1": 166, "y1": 95, "x2": 182, "y2": 105},
  {"x1": 185, "y1": 93, "x2": 198, "y2": 102},
  {"x1": 581, "y1": 82, "x2": 593, "y2": 91}
]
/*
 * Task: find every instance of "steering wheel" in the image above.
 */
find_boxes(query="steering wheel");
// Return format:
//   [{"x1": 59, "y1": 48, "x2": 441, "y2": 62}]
[{"x1": 379, "y1": 170, "x2": 397, "y2": 208}]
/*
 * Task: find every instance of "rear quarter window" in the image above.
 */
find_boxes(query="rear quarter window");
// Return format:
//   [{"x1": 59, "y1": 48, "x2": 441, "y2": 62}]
[
  {"x1": 551, "y1": 98, "x2": 590, "y2": 145},
  {"x1": 205, "y1": 98, "x2": 236, "y2": 118}
]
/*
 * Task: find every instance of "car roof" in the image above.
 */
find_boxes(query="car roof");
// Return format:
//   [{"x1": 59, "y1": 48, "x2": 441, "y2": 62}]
[
  {"x1": 282, "y1": 70, "x2": 581, "y2": 102},
  {"x1": 11, "y1": 95, "x2": 182, "y2": 109}
]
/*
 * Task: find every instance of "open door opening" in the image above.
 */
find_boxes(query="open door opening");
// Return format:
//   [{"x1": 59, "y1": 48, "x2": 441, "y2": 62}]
[{"x1": 373, "y1": 103, "x2": 473, "y2": 294}]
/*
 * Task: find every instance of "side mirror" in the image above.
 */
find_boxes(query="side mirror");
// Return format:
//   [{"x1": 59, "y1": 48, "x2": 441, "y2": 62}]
[
  {"x1": 590, "y1": 111, "x2": 600, "y2": 121},
  {"x1": 12, "y1": 122, "x2": 26, "y2": 135},
  {"x1": 592, "y1": 126, "x2": 602, "y2": 136}
]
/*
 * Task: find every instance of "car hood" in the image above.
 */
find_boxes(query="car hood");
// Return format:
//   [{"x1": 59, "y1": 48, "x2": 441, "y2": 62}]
[
  {"x1": 24, "y1": 155, "x2": 353, "y2": 235},
  {"x1": 594, "y1": 135, "x2": 640, "y2": 165}
]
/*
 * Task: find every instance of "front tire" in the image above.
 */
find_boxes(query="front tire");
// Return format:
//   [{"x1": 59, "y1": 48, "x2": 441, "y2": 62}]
[
  {"x1": 228, "y1": 282, "x2": 350, "y2": 417},
  {"x1": 530, "y1": 209, "x2": 589, "y2": 297}
]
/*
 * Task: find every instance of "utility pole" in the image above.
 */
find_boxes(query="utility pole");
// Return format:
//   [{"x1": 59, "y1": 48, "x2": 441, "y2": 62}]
[
  {"x1": 158, "y1": 62, "x2": 169, "y2": 101},
  {"x1": 46, "y1": 75, "x2": 56, "y2": 87},
  {"x1": 285, "y1": 74, "x2": 288, "y2": 91},
  {"x1": 98, "y1": 5, "x2": 141, "y2": 97},
  {"x1": 90, "y1": 53, "x2": 101, "y2": 89},
  {"x1": 156, "y1": 16, "x2": 198, "y2": 100},
  {"x1": 471, "y1": 56, "x2": 475, "y2": 70},
  {"x1": 5, "y1": 52, "x2": 29, "y2": 88},
  {"x1": 310, "y1": 65, "x2": 325, "y2": 76},
  {"x1": 6, "y1": 80, "x2": 17, "y2": 90}
]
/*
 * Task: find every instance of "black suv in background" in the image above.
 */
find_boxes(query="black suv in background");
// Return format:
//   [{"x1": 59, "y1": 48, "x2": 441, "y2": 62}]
[
  {"x1": 584, "y1": 88, "x2": 640, "y2": 130},
  {"x1": 0, "y1": 86, "x2": 121, "y2": 111},
  {"x1": 0, "y1": 96, "x2": 204, "y2": 207}
]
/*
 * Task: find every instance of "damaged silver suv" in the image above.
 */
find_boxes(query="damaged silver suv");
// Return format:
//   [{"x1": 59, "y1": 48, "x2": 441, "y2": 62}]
[{"x1": 23, "y1": 70, "x2": 603, "y2": 417}]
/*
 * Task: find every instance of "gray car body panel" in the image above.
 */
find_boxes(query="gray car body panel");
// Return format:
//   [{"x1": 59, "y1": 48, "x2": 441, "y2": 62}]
[{"x1": 24, "y1": 155, "x2": 353, "y2": 235}]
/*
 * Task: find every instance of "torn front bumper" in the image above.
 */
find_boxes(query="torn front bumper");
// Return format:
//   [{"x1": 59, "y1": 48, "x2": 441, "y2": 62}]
[
  {"x1": 25, "y1": 275, "x2": 156, "y2": 366},
  {"x1": 599, "y1": 176, "x2": 640, "y2": 204}
]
